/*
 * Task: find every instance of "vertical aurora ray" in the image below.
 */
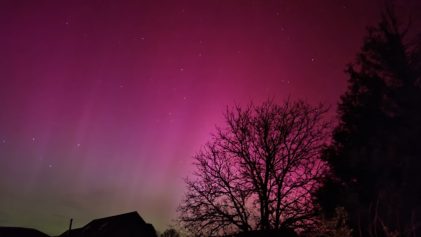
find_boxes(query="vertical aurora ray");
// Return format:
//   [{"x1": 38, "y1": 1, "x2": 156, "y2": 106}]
[{"x1": 0, "y1": 0, "x2": 420, "y2": 235}]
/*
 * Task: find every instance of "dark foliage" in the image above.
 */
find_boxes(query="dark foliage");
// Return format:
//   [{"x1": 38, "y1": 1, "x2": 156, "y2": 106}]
[
  {"x1": 229, "y1": 228, "x2": 298, "y2": 237},
  {"x1": 161, "y1": 228, "x2": 180, "y2": 237},
  {"x1": 317, "y1": 8, "x2": 421, "y2": 237}
]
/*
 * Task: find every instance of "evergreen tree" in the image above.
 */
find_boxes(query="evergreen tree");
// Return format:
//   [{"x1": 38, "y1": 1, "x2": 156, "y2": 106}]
[{"x1": 317, "y1": 9, "x2": 421, "y2": 237}]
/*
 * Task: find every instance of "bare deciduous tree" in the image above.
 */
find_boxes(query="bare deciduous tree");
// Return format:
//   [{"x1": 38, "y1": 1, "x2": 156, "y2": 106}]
[{"x1": 178, "y1": 100, "x2": 331, "y2": 236}]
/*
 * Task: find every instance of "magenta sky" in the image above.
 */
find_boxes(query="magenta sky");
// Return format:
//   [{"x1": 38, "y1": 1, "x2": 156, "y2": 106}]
[{"x1": 1, "y1": 0, "x2": 420, "y2": 235}]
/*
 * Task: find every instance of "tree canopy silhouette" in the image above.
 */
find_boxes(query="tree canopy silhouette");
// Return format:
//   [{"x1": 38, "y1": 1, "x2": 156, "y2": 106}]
[
  {"x1": 178, "y1": 100, "x2": 330, "y2": 236},
  {"x1": 317, "y1": 8, "x2": 421, "y2": 237},
  {"x1": 161, "y1": 228, "x2": 181, "y2": 237}
]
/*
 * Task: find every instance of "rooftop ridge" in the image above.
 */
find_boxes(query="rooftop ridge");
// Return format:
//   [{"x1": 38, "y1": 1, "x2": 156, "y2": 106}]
[{"x1": 86, "y1": 211, "x2": 145, "y2": 225}]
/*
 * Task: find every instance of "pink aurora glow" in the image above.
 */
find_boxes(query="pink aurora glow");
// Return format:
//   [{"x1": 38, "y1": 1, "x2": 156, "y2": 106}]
[{"x1": 0, "y1": 0, "x2": 420, "y2": 235}]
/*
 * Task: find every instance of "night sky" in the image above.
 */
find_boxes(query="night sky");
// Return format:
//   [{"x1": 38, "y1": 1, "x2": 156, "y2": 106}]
[{"x1": 1, "y1": 0, "x2": 420, "y2": 235}]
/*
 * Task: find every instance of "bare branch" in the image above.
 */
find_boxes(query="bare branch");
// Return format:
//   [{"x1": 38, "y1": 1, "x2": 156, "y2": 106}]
[{"x1": 177, "y1": 100, "x2": 331, "y2": 236}]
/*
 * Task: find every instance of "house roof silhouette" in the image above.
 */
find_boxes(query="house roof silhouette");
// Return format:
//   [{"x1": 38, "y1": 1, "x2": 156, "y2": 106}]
[
  {"x1": 0, "y1": 227, "x2": 50, "y2": 237},
  {"x1": 59, "y1": 212, "x2": 157, "y2": 237}
]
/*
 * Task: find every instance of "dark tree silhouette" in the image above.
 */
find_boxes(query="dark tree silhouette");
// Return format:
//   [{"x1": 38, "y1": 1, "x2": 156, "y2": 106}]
[
  {"x1": 178, "y1": 100, "x2": 330, "y2": 236},
  {"x1": 161, "y1": 228, "x2": 181, "y2": 237},
  {"x1": 317, "y1": 8, "x2": 421, "y2": 237}
]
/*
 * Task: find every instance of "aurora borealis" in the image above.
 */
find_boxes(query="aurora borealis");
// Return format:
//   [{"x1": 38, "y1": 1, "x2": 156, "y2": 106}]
[{"x1": 1, "y1": 0, "x2": 420, "y2": 235}]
